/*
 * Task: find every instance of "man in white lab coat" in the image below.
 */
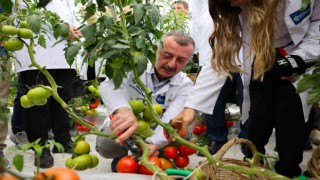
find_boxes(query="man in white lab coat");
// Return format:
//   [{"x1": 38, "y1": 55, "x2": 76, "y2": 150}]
[{"x1": 96, "y1": 32, "x2": 195, "y2": 172}]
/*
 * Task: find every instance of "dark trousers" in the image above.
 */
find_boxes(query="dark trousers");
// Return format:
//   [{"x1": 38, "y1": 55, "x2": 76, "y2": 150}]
[
  {"x1": 20, "y1": 69, "x2": 75, "y2": 145},
  {"x1": 248, "y1": 72, "x2": 312, "y2": 177},
  {"x1": 205, "y1": 73, "x2": 244, "y2": 143},
  {"x1": 11, "y1": 74, "x2": 26, "y2": 134}
]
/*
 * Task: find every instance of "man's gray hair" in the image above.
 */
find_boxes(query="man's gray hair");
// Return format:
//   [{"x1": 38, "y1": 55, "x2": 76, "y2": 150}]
[
  {"x1": 161, "y1": 31, "x2": 195, "y2": 49},
  {"x1": 172, "y1": 1, "x2": 189, "y2": 10}
]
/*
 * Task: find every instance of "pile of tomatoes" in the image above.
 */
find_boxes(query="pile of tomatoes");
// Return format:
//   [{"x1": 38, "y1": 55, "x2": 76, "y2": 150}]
[
  {"x1": 65, "y1": 139, "x2": 99, "y2": 171},
  {"x1": 116, "y1": 143, "x2": 197, "y2": 175}
]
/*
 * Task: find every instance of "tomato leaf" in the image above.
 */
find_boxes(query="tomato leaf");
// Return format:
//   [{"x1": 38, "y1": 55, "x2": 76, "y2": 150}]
[
  {"x1": 54, "y1": 22, "x2": 70, "y2": 39},
  {"x1": 81, "y1": 23, "x2": 97, "y2": 45},
  {"x1": 307, "y1": 89, "x2": 320, "y2": 105},
  {"x1": 26, "y1": 14, "x2": 42, "y2": 34},
  {"x1": 147, "y1": 4, "x2": 160, "y2": 27},
  {"x1": 296, "y1": 74, "x2": 313, "y2": 93},
  {"x1": 0, "y1": 0, "x2": 13, "y2": 14},
  {"x1": 37, "y1": 34, "x2": 47, "y2": 48},
  {"x1": 134, "y1": 55, "x2": 148, "y2": 77},
  {"x1": 65, "y1": 42, "x2": 83, "y2": 67},
  {"x1": 53, "y1": 142, "x2": 64, "y2": 153},
  {"x1": 13, "y1": 154, "x2": 24, "y2": 172},
  {"x1": 113, "y1": 71, "x2": 123, "y2": 90},
  {"x1": 134, "y1": 4, "x2": 144, "y2": 24}
]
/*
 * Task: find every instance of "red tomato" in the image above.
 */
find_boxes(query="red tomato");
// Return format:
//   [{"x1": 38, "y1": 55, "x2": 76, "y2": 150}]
[
  {"x1": 76, "y1": 125, "x2": 89, "y2": 132},
  {"x1": 89, "y1": 98, "x2": 100, "y2": 109},
  {"x1": 202, "y1": 125, "x2": 207, "y2": 132},
  {"x1": 178, "y1": 143, "x2": 197, "y2": 156},
  {"x1": 225, "y1": 120, "x2": 234, "y2": 128},
  {"x1": 164, "y1": 146, "x2": 178, "y2": 159},
  {"x1": 175, "y1": 155, "x2": 189, "y2": 168},
  {"x1": 116, "y1": 156, "x2": 139, "y2": 173},
  {"x1": 89, "y1": 103, "x2": 99, "y2": 109},
  {"x1": 138, "y1": 157, "x2": 162, "y2": 175},
  {"x1": 193, "y1": 125, "x2": 204, "y2": 135}
]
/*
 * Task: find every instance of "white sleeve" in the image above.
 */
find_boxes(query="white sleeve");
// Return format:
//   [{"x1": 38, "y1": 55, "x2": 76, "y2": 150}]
[
  {"x1": 185, "y1": 59, "x2": 227, "y2": 114},
  {"x1": 191, "y1": 0, "x2": 201, "y2": 54},
  {"x1": 146, "y1": 126, "x2": 168, "y2": 149}
]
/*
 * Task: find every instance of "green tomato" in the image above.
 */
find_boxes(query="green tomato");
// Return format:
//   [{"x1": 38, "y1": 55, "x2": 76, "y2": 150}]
[
  {"x1": 20, "y1": 21, "x2": 29, "y2": 28},
  {"x1": 73, "y1": 141, "x2": 90, "y2": 155},
  {"x1": 71, "y1": 154, "x2": 93, "y2": 171},
  {"x1": 20, "y1": 95, "x2": 34, "y2": 108},
  {"x1": 18, "y1": 28, "x2": 33, "y2": 39},
  {"x1": 65, "y1": 157, "x2": 72, "y2": 168},
  {"x1": 80, "y1": 105, "x2": 88, "y2": 112},
  {"x1": 4, "y1": 38, "x2": 24, "y2": 51},
  {"x1": 88, "y1": 85, "x2": 96, "y2": 93},
  {"x1": 2, "y1": 25, "x2": 19, "y2": 35},
  {"x1": 26, "y1": 87, "x2": 50, "y2": 103},
  {"x1": 140, "y1": 128, "x2": 153, "y2": 138},
  {"x1": 129, "y1": 100, "x2": 145, "y2": 114},
  {"x1": 90, "y1": 154, "x2": 99, "y2": 168},
  {"x1": 136, "y1": 120, "x2": 151, "y2": 135}
]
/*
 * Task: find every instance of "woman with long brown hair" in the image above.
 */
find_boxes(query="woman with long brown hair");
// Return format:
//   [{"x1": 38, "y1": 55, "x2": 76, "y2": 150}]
[{"x1": 171, "y1": 0, "x2": 320, "y2": 177}]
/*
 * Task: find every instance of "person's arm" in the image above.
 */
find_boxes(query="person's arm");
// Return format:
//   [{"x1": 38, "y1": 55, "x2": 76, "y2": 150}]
[
  {"x1": 99, "y1": 73, "x2": 138, "y2": 145},
  {"x1": 171, "y1": 57, "x2": 228, "y2": 136}
]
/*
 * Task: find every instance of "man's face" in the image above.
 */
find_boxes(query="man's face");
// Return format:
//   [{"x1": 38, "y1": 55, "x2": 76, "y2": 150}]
[
  {"x1": 172, "y1": 3, "x2": 188, "y2": 13},
  {"x1": 155, "y1": 36, "x2": 194, "y2": 81}
]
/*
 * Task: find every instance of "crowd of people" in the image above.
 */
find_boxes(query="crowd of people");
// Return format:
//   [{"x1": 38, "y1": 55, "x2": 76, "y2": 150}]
[{"x1": 0, "y1": 0, "x2": 320, "y2": 179}]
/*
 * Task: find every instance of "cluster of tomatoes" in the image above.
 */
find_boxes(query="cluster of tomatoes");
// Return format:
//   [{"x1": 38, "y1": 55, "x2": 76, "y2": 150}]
[
  {"x1": 192, "y1": 124, "x2": 207, "y2": 136},
  {"x1": 65, "y1": 139, "x2": 99, "y2": 171},
  {"x1": 2, "y1": 21, "x2": 33, "y2": 52},
  {"x1": 116, "y1": 156, "x2": 172, "y2": 175},
  {"x1": 20, "y1": 86, "x2": 52, "y2": 108},
  {"x1": 116, "y1": 142, "x2": 197, "y2": 175},
  {"x1": 130, "y1": 99, "x2": 163, "y2": 139}
]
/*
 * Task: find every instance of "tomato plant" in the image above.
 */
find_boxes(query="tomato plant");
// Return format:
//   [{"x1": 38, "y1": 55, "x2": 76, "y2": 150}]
[
  {"x1": 178, "y1": 143, "x2": 197, "y2": 156},
  {"x1": 164, "y1": 146, "x2": 178, "y2": 159},
  {"x1": 175, "y1": 155, "x2": 189, "y2": 168},
  {"x1": 117, "y1": 156, "x2": 139, "y2": 173}
]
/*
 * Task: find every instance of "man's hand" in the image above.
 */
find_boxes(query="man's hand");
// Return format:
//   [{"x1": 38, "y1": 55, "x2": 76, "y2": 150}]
[
  {"x1": 69, "y1": 26, "x2": 82, "y2": 40},
  {"x1": 110, "y1": 108, "x2": 138, "y2": 145},
  {"x1": 145, "y1": 141, "x2": 159, "y2": 157},
  {"x1": 164, "y1": 108, "x2": 197, "y2": 142}
]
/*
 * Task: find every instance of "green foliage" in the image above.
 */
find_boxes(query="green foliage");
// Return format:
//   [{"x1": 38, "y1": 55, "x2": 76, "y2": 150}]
[
  {"x1": 13, "y1": 154, "x2": 24, "y2": 172},
  {"x1": 66, "y1": 1, "x2": 163, "y2": 90},
  {"x1": 0, "y1": 0, "x2": 13, "y2": 14},
  {"x1": 296, "y1": 62, "x2": 320, "y2": 105}
]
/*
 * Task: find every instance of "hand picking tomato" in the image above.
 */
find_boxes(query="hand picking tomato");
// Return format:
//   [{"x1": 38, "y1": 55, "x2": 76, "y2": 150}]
[
  {"x1": 193, "y1": 125, "x2": 204, "y2": 135},
  {"x1": 117, "y1": 156, "x2": 139, "y2": 173},
  {"x1": 225, "y1": 120, "x2": 234, "y2": 128},
  {"x1": 175, "y1": 155, "x2": 189, "y2": 168},
  {"x1": 164, "y1": 146, "x2": 178, "y2": 159},
  {"x1": 178, "y1": 143, "x2": 197, "y2": 156}
]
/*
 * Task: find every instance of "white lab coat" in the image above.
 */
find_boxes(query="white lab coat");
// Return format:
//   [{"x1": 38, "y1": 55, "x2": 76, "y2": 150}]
[
  {"x1": 186, "y1": 0, "x2": 320, "y2": 123},
  {"x1": 100, "y1": 63, "x2": 193, "y2": 148},
  {"x1": 191, "y1": 0, "x2": 213, "y2": 66},
  {"x1": 13, "y1": 0, "x2": 78, "y2": 72}
]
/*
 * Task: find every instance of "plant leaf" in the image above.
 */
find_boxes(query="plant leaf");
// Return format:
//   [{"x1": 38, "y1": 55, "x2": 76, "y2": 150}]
[
  {"x1": 81, "y1": 23, "x2": 97, "y2": 45},
  {"x1": 135, "y1": 55, "x2": 148, "y2": 77},
  {"x1": 13, "y1": 154, "x2": 24, "y2": 172},
  {"x1": 0, "y1": 0, "x2": 13, "y2": 14},
  {"x1": 296, "y1": 74, "x2": 313, "y2": 93},
  {"x1": 113, "y1": 71, "x2": 123, "y2": 90},
  {"x1": 112, "y1": 43, "x2": 130, "y2": 49},
  {"x1": 65, "y1": 42, "x2": 83, "y2": 67},
  {"x1": 26, "y1": 14, "x2": 42, "y2": 34},
  {"x1": 134, "y1": 4, "x2": 144, "y2": 24}
]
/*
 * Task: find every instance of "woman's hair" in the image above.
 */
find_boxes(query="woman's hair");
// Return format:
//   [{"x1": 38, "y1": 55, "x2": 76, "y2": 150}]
[{"x1": 208, "y1": 0, "x2": 278, "y2": 80}]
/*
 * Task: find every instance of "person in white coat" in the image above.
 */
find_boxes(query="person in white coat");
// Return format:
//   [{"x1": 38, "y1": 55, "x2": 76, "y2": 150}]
[
  {"x1": 171, "y1": 0, "x2": 320, "y2": 177},
  {"x1": 13, "y1": 0, "x2": 81, "y2": 168},
  {"x1": 95, "y1": 32, "x2": 195, "y2": 172},
  {"x1": 191, "y1": 0, "x2": 246, "y2": 155}
]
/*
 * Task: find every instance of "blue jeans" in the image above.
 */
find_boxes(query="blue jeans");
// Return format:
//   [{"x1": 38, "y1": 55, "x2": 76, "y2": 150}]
[
  {"x1": 205, "y1": 73, "x2": 245, "y2": 143},
  {"x1": 11, "y1": 74, "x2": 26, "y2": 134}
]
